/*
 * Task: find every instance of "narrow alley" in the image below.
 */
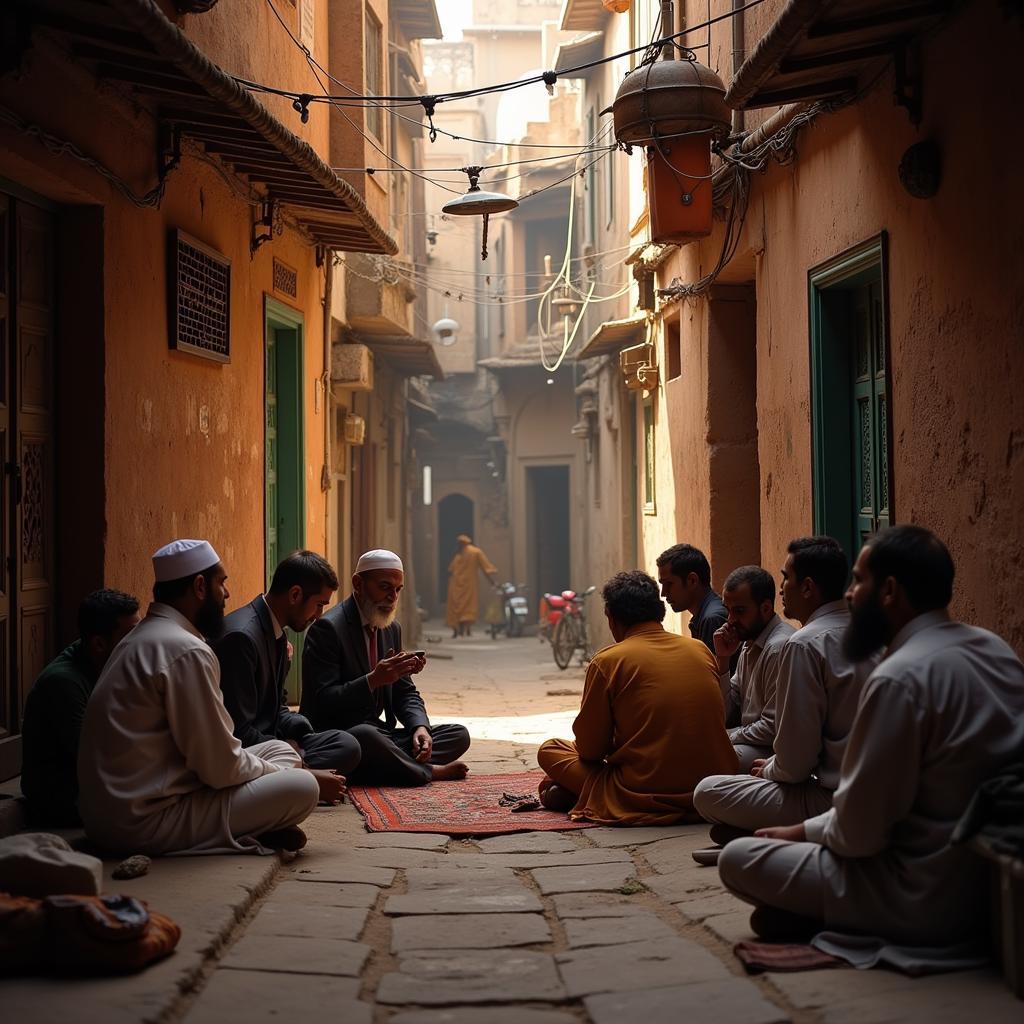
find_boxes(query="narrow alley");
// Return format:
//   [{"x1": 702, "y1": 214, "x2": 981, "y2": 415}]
[{"x1": 4, "y1": 632, "x2": 1019, "y2": 1023}]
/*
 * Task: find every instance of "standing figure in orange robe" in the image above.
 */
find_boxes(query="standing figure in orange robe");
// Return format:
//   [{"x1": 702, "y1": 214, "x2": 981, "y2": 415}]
[
  {"x1": 537, "y1": 570, "x2": 738, "y2": 826},
  {"x1": 445, "y1": 534, "x2": 497, "y2": 638}
]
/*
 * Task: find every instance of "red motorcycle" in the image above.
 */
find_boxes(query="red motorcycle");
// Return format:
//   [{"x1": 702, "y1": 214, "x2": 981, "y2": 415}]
[{"x1": 538, "y1": 586, "x2": 596, "y2": 670}]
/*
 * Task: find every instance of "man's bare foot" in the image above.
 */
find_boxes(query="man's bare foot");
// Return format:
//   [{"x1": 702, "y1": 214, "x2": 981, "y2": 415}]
[
  {"x1": 539, "y1": 783, "x2": 576, "y2": 812},
  {"x1": 430, "y1": 761, "x2": 469, "y2": 781}
]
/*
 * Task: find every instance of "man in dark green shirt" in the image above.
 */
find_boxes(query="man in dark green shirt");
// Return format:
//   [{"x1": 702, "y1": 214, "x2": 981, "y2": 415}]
[{"x1": 20, "y1": 589, "x2": 140, "y2": 825}]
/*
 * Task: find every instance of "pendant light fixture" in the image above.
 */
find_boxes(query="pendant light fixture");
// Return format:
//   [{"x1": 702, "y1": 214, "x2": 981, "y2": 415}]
[{"x1": 441, "y1": 166, "x2": 519, "y2": 260}]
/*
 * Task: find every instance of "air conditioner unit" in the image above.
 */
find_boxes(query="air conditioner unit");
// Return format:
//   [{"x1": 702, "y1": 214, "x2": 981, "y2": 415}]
[
  {"x1": 620, "y1": 342, "x2": 659, "y2": 391},
  {"x1": 332, "y1": 343, "x2": 373, "y2": 392}
]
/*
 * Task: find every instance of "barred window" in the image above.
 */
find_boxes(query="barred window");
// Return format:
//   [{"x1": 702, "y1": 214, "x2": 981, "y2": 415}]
[{"x1": 169, "y1": 230, "x2": 230, "y2": 362}]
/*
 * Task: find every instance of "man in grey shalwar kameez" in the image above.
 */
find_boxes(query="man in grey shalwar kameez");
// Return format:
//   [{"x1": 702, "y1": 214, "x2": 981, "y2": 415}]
[
  {"x1": 718, "y1": 526, "x2": 1024, "y2": 945},
  {"x1": 78, "y1": 540, "x2": 341, "y2": 856}
]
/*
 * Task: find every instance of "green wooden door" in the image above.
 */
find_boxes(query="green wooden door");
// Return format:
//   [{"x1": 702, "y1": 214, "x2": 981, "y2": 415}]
[
  {"x1": 264, "y1": 298, "x2": 305, "y2": 702},
  {"x1": 810, "y1": 236, "x2": 891, "y2": 563}
]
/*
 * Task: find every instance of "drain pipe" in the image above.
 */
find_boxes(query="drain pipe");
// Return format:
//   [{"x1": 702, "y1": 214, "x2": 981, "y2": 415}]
[
  {"x1": 731, "y1": 0, "x2": 746, "y2": 134},
  {"x1": 321, "y1": 251, "x2": 333, "y2": 496}
]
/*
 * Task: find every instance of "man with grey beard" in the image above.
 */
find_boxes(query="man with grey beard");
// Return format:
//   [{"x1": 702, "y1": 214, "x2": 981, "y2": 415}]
[{"x1": 301, "y1": 549, "x2": 470, "y2": 785}]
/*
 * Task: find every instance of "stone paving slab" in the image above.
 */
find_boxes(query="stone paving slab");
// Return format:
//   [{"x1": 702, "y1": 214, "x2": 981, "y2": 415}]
[
  {"x1": 763, "y1": 964, "x2": 950, "y2": 1008},
  {"x1": 673, "y1": 891, "x2": 748, "y2": 921},
  {"x1": 584, "y1": 978, "x2": 791, "y2": 1024},
  {"x1": 390, "y1": 1009, "x2": 577, "y2": 1024},
  {"x1": 531, "y1": 862, "x2": 637, "y2": 895},
  {"x1": 642, "y1": 834, "x2": 719, "y2": 873},
  {"x1": 475, "y1": 832, "x2": 580, "y2": 854},
  {"x1": 271, "y1": 879, "x2": 380, "y2": 908},
  {"x1": 552, "y1": 892, "x2": 650, "y2": 917},
  {"x1": 378, "y1": 949, "x2": 566, "y2": 1005},
  {"x1": 445, "y1": 848, "x2": 632, "y2": 870},
  {"x1": 701, "y1": 910, "x2": 756, "y2": 945},
  {"x1": 585, "y1": 825, "x2": 709, "y2": 848},
  {"x1": 219, "y1": 934, "x2": 370, "y2": 976},
  {"x1": 644, "y1": 869, "x2": 724, "y2": 903},
  {"x1": 245, "y1": 902, "x2": 369, "y2": 941},
  {"x1": 351, "y1": 832, "x2": 450, "y2": 850},
  {"x1": 556, "y1": 937, "x2": 731, "y2": 997},
  {"x1": 564, "y1": 912, "x2": 679, "y2": 948},
  {"x1": 385, "y1": 886, "x2": 543, "y2": 915},
  {"x1": 285, "y1": 856, "x2": 396, "y2": 886},
  {"x1": 819, "y1": 969, "x2": 1023, "y2": 1023},
  {"x1": 183, "y1": 970, "x2": 368, "y2": 1023},
  {"x1": 403, "y1": 866, "x2": 520, "y2": 889},
  {"x1": 391, "y1": 912, "x2": 551, "y2": 951}
]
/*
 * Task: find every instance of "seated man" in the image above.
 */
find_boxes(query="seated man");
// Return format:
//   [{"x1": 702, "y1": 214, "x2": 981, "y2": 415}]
[
  {"x1": 78, "y1": 540, "x2": 343, "y2": 855},
  {"x1": 214, "y1": 550, "x2": 360, "y2": 776},
  {"x1": 301, "y1": 549, "x2": 470, "y2": 786},
  {"x1": 536, "y1": 571, "x2": 738, "y2": 826},
  {"x1": 694, "y1": 538, "x2": 877, "y2": 858},
  {"x1": 20, "y1": 589, "x2": 140, "y2": 825},
  {"x1": 713, "y1": 566, "x2": 794, "y2": 771},
  {"x1": 718, "y1": 526, "x2": 1024, "y2": 945},
  {"x1": 656, "y1": 542, "x2": 729, "y2": 657}
]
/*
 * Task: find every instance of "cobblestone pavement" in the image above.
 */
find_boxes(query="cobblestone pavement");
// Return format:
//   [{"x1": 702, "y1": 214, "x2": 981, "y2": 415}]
[{"x1": 6, "y1": 626, "x2": 1020, "y2": 1022}]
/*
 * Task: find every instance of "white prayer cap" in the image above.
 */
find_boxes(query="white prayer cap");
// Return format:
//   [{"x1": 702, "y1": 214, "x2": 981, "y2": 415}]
[
  {"x1": 355, "y1": 549, "x2": 404, "y2": 574},
  {"x1": 152, "y1": 539, "x2": 221, "y2": 582}
]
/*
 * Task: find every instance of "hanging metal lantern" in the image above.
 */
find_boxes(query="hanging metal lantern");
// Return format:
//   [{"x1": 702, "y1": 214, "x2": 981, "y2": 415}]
[
  {"x1": 601, "y1": 0, "x2": 631, "y2": 12},
  {"x1": 441, "y1": 166, "x2": 518, "y2": 260},
  {"x1": 612, "y1": 56, "x2": 731, "y2": 243}
]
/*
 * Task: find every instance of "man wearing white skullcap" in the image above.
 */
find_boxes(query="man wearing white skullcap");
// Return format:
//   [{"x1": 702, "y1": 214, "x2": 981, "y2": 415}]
[
  {"x1": 78, "y1": 539, "x2": 342, "y2": 855},
  {"x1": 301, "y1": 549, "x2": 471, "y2": 785}
]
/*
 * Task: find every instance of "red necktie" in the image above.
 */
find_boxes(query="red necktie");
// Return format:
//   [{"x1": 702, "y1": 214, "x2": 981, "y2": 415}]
[{"x1": 365, "y1": 625, "x2": 378, "y2": 670}]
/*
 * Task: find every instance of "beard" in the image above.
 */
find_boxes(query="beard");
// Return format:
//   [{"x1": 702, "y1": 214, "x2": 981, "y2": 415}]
[
  {"x1": 196, "y1": 592, "x2": 226, "y2": 640},
  {"x1": 842, "y1": 593, "x2": 890, "y2": 662},
  {"x1": 356, "y1": 593, "x2": 398, "y2": 629}
]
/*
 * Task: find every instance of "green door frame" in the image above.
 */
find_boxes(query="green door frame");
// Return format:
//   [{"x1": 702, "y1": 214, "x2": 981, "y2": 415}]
[
  {"x1": 808, "y1": 233, "x2": 893, "y2": 562},
  {"x1": 264, "y1": 296, "x2": 305, "y2": 700}
]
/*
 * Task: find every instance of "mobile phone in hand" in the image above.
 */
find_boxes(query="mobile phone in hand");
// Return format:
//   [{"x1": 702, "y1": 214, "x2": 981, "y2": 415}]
[{"x1": 412, "y1": 650, "x2": 426, "y2": 658}]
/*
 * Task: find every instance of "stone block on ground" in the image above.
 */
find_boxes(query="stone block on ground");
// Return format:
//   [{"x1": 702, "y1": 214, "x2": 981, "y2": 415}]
[
  {"x1": 645, "y1": 869, "x2": 724, "y2": 903},
  {"x1": 585, "y1": 825, "x2": 710, "y2": 848},
  {"x1": 475, "y1": 832, "x2": 580, "y2": 854},
  {"x1": 184, "y1": 970, "x2": 367, "y2": 1023},
  {"x1": 285, "y1": 856, "x2": 395, "y2": 887},
  {"x1": 551, "y1": 892, "x2": 650, "y2": 918},
  {"x1": 385, "y1": 884, "x2": 543, "y2": 916},
  {"x1": 403, "y1": 866, "x2": 519, "y2": 889},
  {"x1": 246, "y1": 902, "x2": 369, "y2": 941},
  {"x1": 445, "y1": 848, "x2": 631, "y2": 870},
  {"x1": 271, "y1": 879, "x2": 380, "y2": 908},
  {"x1": 584, "y1": 978, "x2": 790, "y2": 1024},
  {"x1": 556, "y1": 937, "x2": 730, "y2": 997},
  {"x1": 673, "y1": 891, "x2": 748, "y2": 921},
  {"x1": 390, "y1": 1010, "x2": 577, "y2": 1024},
  {"x1": 377, "y1": 949, "x2": 566, "y2": 1005},
  {"x1": 220, "y1": 934, "x2": 369, "y2": 976},
  {"x1": 531, "y1": 862, "x2": 637, "y2": 895},
  {"x1": 351, "y1": 832, "x2": 450, "y2": 850},
  {"x1": 391, "y1": 912, "x2": 551, "y2": 952},
  {"x1": 642, "y1": 834, "x2": 721, "y2": 873},
  {"x1": 563, "y1": 912, "x2": 679, "y2": 948},
  {"x1": 701, "y1": 910, "x2": 756, "y2": 945},
  {"x1": 763, "y1": 963, "x2": 947, "y2": 1009}
]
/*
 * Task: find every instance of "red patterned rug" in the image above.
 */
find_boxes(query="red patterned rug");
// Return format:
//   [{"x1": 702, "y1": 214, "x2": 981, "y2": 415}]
[{"x1": 348, "y1": 770, "x2": 595, "y2": 835}]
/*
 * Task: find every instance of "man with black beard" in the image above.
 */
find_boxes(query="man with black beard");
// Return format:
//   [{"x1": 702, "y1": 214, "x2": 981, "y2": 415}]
[
  {"x1": 302, "y1": 549, "x2": 470, "y2": 785},
  {"x1": 716, "y1": 526, "x2": 1024, "y2": 946},
  {"x1": 78, "y1": 540, "x2": 324, "y2": 855}
]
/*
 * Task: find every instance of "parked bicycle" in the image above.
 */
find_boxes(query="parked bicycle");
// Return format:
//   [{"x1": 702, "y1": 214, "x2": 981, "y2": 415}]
[{"x1": 541, "y1": 586, "x2": 596, "y2": 670}]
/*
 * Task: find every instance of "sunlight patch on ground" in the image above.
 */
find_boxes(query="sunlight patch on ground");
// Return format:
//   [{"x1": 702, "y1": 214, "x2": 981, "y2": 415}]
[{"x1": 457, "y1": 711, "x2": 576, "y2": 744}]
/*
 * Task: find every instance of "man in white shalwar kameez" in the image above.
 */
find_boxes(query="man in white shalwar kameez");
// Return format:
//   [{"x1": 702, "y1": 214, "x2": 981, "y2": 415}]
[
  {"x1": 718, "y1": 526, "x2": 1024, "y2": 945},
  {"x1": 78, "y1": 540, "x2": 334, "y2": 855},
  {"x1": 694, "y1": 537, "x2": 877, "y2": 838}
]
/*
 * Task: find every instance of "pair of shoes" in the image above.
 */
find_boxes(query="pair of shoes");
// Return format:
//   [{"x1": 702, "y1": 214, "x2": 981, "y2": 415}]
[
  {"x1": 749, "y1": 905, "x2": 821, "y2": 943},
  {"x1": 709, "y1": 823, "x2": 753, "y2": 847},
  {"x1": 256, "y1": 826, "x2": 308, "y2": 852},
  {"x1": 691, "y1": 847, "x2": 721, "y2": 867}
]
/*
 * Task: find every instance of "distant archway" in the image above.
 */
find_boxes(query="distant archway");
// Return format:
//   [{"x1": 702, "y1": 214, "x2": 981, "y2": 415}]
[{"x1": 437, "y1": 493, "x2": 474, "y2": 605}]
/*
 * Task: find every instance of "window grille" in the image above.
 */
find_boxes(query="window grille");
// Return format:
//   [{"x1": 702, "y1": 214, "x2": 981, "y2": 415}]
[
  {"x1": 273, "y1": 258, "x2": 298, "y2": 298},
  {"x1": 170, "y1": 230, "x2": 231, "y2": 363}
]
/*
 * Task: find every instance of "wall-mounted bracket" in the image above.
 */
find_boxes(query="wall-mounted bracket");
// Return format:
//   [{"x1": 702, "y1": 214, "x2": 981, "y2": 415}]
[
  {"x1": 251, "y1": 198, "x2": 275, "y2": 255},
  {"x1": 893, "y1": 42, "x2": 922, "y2": 125}
]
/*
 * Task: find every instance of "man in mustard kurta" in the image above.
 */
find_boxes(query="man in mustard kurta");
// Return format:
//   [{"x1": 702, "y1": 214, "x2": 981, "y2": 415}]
[
  {"x1": 537, "y1": 571, "x2": 738, "y2": 826},
  {"x1": 446, "y1": 534, "x2": 497, "y2": 638}
]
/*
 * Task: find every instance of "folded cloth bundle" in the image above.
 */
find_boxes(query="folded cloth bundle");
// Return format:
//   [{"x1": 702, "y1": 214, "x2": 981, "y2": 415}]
[
  {"x1": 734, "y1": 941, "x2": 844, "y2": 974},
  {"x1": 0, "y1": 891, "x2": 181, "y2": 975},
  {"x1": 0, "y1": 833, "x2": 103, "y2": 897}
]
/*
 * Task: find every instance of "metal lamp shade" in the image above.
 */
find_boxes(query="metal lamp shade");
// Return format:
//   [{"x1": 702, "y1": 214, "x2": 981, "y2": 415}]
[{"x1": 441, "y1": 187, "x2": 519, "y2": 217}]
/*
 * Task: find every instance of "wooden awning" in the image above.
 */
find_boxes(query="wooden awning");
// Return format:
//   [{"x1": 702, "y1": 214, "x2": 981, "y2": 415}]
[
  {"x1": 17, "y1": 0, "x2": 396, "y2": 254},
  {"x1": 726, "y1": 0, "x2": 954, "y2": 110},
  {"x1": 576, "y1": 314, "x2": 648, "y2": 360},
  {"x1": 390, "y1": 0, "x2": 443, "y2": 41},
  {"x1": 361, "y1": 336, "x2": 444, "y2": 379},
  {"x1": 559, "y1": 0, "x2": 609, "y2": 33},
  {"x1": 554, "y1": 33, "x2": 604, "y2": 77}
]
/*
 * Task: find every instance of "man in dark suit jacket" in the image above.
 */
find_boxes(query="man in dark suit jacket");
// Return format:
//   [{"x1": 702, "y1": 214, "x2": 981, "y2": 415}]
[
  {"x1": 301, "y1": 549, "x2": 470, "y2": 786},
  {"x1": 215, "y1": 551, "x2": 360, "y2": 777}
]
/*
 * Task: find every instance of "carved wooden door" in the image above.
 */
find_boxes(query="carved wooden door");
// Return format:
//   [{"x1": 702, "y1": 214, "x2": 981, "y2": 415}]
[{"x1": 0, "y1": 193, "x2": 55, "y2": 780}]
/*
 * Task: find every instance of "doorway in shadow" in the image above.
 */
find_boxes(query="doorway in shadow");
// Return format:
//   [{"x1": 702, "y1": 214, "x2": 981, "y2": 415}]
[
  {"x1": 437, "y1": 493, "x2": 474, "y2": 606},
  {"x1": 526, "y1": 465, "x2": 570, "y2": 604}
]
